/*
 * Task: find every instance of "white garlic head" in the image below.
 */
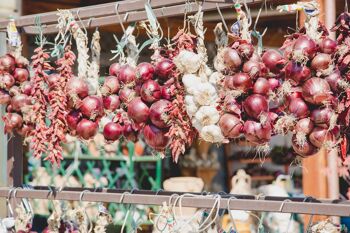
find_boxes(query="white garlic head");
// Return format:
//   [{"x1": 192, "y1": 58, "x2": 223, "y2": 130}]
[
  {"x1": 182, "y1": 74, "x2": 200, "y2": 94},
  {"x1": 200, "y1": 125, "x2": 225, "y2": 143},
  {"x1": 174, "y1": 50, "x2": 202, "y2": 74},
  {"x1": 185, "y1": 95, "x2": 198, "y2": 117},
  {"x1": 193, "y1": 83, "x2": 218, "y2": 106},
  {"x1": 193, "y1": 106, "x2": 220, "y2": 129}
]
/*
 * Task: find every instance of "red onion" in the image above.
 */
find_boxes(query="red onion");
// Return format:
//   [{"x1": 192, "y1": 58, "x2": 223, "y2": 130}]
[
  {"x1": 262, "y1": 49, "x2": 285, "y2": 74},
  {"x1": 238, "y1": 43, "x2": 254, "y2": 59},
  {"x1": 13, "y1": 68, "x2": 29, "y2": 83},
  {"x1": 80, "y1": 96, "x2": 103, "y2": 120},
  {"x1": 295, "y1": 118, "x2": 314, "y2": 134},
  {"x1": 119, "y1": 87, "x2": 136, "y2": 104},
  {"x1": 311, "y1": 108, "x2": 334, "y2": 128},
  {"x1": 288, "y1": 98, "x2": 310, "y2": 118},
  {"x1": 244, "y1": 120, "x2": 271, "y2": 144},
  {"x1": 268, "y1": 78, "x2": 280, "y2": 91},
  {"x1": 127, "y1": 97, "x2": 150, "y2": 123},
  {"x1": 143, "y1": 124, "x2": 169, "y2": 150},
  {"x1": 0, "y1": 89, "x2": 10, "y2": 104},
  {"x1": 249, "y1": 53, "x2": 261, "y2": 62},
  {"x1": 320, "y1": 38, "x2": 337, "y2": 54},
  {"x1": 150, "y1": 100, "x2": 170, "y2": 128},
  {"x1": 11, "y1": 94, "x2": 31, "y2": 112},
  {"x1": 137, "y1": 62, "x2": 155, "y2": 82},
  {"x1": 76, "y1": 119, "x2": 98, "y2": 140},
  {"x1": 101, "y1": 76, "x2": 120, "y2": 95},
  {"x1": 140, "y1": 80, "x2": 161, "y2": 103},
  {"x1": 309, "y1": 127, "x2": 335, "y2": 148},
  {"x1": 109, "y1": 63, "x2": 120, "y2": 76},
  {"x1": 292, "y1": 134, "x2": 315, "y2": 156},
  {"x1": 225, "y1": 73, "x2": 252, "y2": 91},
  {"x1": 3, "y1": 112, "x2": 23, "y2": 132},
  {"x1": 219, "y1": 113, "x2": 242, "y2": 138},
  {"x1": 15, "y1": 56, "x2": 29, "y2": 68},
  {"x1": 103, "y1": 122, "x2": 123, "y2": 141},
  {"x1": 253, "y1": 78, "x2": 270, "y2": 95},
  {"x1": 223, "y1": 48, "x2": 242, "y2": 70},
  {"x1": 20, "y1": 81, "x2": 33, "y2": 96},
  {"x1": 311, "y1": 53, "x2": 331, "y2": 71},
  {"x1": 287, "y1": 88, "x2": 303, "y2": 100},
  {"x1": 243, "y1": 94, "x2": 268, "y2": 120},
  {"x1": 155, "y1": 59, "x2": 174, "y2": 80},
  {"x1": 268, "y1": 111, "x2": 278, "y2": 124},
  {"x1": 293, "y1": 35, "x2": 317, "y2": 59},
  {"x1": 66, "y1": 110, "x2": 82, "y2": 130},
  {"x1": 325, "y1": 72, "x2": 342, "y2": 92},
  {"x1": 243, "y1": 60, "x2": 260, "y2": 79},
  {"x1": 103, "y1": 94, "x2": 120, "y2": 111},
  {"x1": 67, "y1": 77, "x2": 89, "y2": 99},
  {"x1": 302, "y1": 77, "x2": 331, "y2": 105},
  {"x1": 118, "y1": 64, "x2": 136, "y2": 84},
  {"x1": 6, "y1": 104, "x2": 13, "y2": 112},
  {"x1": 16, "y1": 124, "x2": 33, "y2": 136},
  {"x1": 123, "y1": 124, "x2": 138, "y2": 142},
  {"x1": 284, "y1": 61, "x2": 311, "y2": 85},
  {"x1": 161, "y1": 85, "x2": 172, "y2": 100},
  {"x1": 0, "y1": 54, "x2": 15, "y2": 73},
  {"x1": 0, "y1": 73, "x2": 15, "y2": 89},
  {"x1": 224, "y1": 95, "x2": 241, "y2": 116}
]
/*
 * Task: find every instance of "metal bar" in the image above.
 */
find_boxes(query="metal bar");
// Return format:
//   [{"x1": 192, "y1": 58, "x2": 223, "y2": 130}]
[
  {"x1": 0, "y1": 187, "x2": 350, "y2": 216},
  {"x1": 20, "y1": 1, "x2": 235, "y2": 35}
]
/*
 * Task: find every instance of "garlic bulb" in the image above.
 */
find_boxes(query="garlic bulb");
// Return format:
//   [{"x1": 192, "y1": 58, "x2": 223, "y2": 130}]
[
  {"x1": 200, "y1": 125, "x2": 225, "y2": 143},
  {"x1": 174, "y1": 50, "x2": 202, "y2": 74},
  {"x1": 185, "y1": 95, "x2": 198, "y2": 117},
  {"x1": 182, "y1": 74, "x2": 200, "y2": 94},
  {"x1": 209, "y1": 72, "x2": 223, "y2": 85},
  {"x1": 194, "y1": 106, "x2": 220, "y2": 128},
  {"x1": 193, "y1": 83, "x2": 218, "y2": 106}
]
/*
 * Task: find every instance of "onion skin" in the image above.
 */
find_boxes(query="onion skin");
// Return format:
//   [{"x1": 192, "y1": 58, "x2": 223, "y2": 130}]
[
  {"x1": 284, "y1": 61, "x2": 311, "y2": 85},
  {"x1": 262, "y1": 49, "x2": 284, "y2": 74},
  {"x1": 243, "y1": 60, "x2": 260, "y2": 79},
  {"x1": 127, "y1": 97, "x2": 150, "y2": 123},
  {"x1": 238, "y1": 43, "x2": 254, "y2": 59},
  {"x1": 288, "y1": 98, "x2": 310, "y2": 119},
  {"x1": 3, "y1": 112, "x2": 23, "y2": 133},
  {"x1": 155, "y1": 59, "x2": 174, "y2": 79},
  {"x1": 109, "y1": 63, "x2": 120, "y2": 76},
  {"x1": 223, "y1": 48, "x2": 242, "y2": 70},
  {"x1": 13, "y1": 68, "x2": 29, "y2": 83},
  {"x1": 67, "y1": 77, "x2": 89, "y2": 99},
  {"x1": 311, "y1": 108, "x2": 334, "y2": 128},
  {"x1": 268, "y1": 78, "x2": 280, "y2": 91},
  {"x1": 11, "y1": 94, "x2": 31, "y2": 112},
  {"x1": 325, "y1": 72, "x2": 342, "y2": 92},
  {"x1": 119, "y1": 87, "x2": 136, "y2": 104},
  {"x1": 80, "y1": 96, "x2": 103, "y2": 120},
  {"x1": 253, "y1": 78, "x2": 270, "y2": 95},
  {"x1": 0, "y1": 73, "x2": 15, "y2": 89},
  {"x1": 140, "y1": 80, "x2": 161, "y2": 103},
  {"x1": 302, "y1": 77, "x2": 332, "y2": 105},
  {"x1": 101, "y1": 76, "x2": 120, "y2": 95},
  {"x1": 143, "y1": 124, "x2": 169, "y2": 150},
  {"x1": 0, "y1": 89, "x2": 11, "y2": 104},
  {"x1": 320, "y1": 38, "x2": 337, "y2": 54},
  {"x1": 123, "y1": 124, "x2": 138, "y2": 142},
  {"x1": 0, "y1": 54, "x2": 15, "y2": 73},
  {"x1": 292, "y1": 134, "x2": 315, "y2": 156},
  {"x1": 295, "y1": 118, "x2": 314, "y2": 134},
  {"x1": 103, "y1": 95, "x2": 120, "y2": 111},
  {"x1": 244, "y1": 120, "x2": 271, "y2": 144},
  {"x1": 137, "y1": 62, "x2": 155, "y2": 82},
  {"x1": 225, "y1": 73, "x2": 252, "y2": 91},
  {"x1": 293, "y1": 35, "x2": 317, "y2": 59},
  {"x1": 103, "y1": 122, "x2": 123, "y2": 141},
  {"x1": 118, "y1": 64, "x2": 136, "y2": 84},
  {"x1": 160, "y1": 85, "x2": 172, "y2": 100},
  {"x1": 243, "y1": 94, "x2": 268, "y2": 120},
  {"x1": 66, "y1": 110, "x2": 82, "y2": 130},
  {"x1": 309, "y1": 127, "x2": 335, "y2": 148},
  {"x1": 76, "y1": 119, "x2": 98, "y2": 140},
  {"x1": 219, "y1": 113, "x2": 242, "y2": 138},
  {"x1": 311, "y1": 53, "x2": 331, "y2": 71},
  {"x1": 224, "y1": 95, "x2": 241, "y2": 116},
  {"x1": 150, "y1": 100, "x2": 170, "y2": 128}
]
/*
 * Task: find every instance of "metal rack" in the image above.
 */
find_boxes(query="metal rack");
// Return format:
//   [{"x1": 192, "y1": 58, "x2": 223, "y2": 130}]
[{"x1": 1, "y1": 186, "x2": 350, "y2": 217}]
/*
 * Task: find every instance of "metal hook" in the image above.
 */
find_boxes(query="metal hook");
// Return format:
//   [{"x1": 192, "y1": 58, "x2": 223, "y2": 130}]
[
  {"x1": 115, "y1": 3, "x2": 126, "y2": 34},
  {"x1": 79, "y1": 190, "x2": 90, "y2": 203},
  {"x1": 6, "y1": 187, "x2": 15, "y2": 217},
  {"x1": 226, "y1": 197, "x2": 239, "y2": 233},
  {"x1": 279, "y1": 199, "x2": 292, "y2": 212},
  {"x1": 155, "y1": 189, "x2": 163, "y2": 196},
  {"x1": 216, "y1": 3, "x2": 229, "y2": 32}
]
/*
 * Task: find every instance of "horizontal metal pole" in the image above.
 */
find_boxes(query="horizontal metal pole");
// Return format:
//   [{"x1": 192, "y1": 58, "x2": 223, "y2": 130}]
[{"x1": 0, "y1": 187, "x2": 350, "y2": 216}]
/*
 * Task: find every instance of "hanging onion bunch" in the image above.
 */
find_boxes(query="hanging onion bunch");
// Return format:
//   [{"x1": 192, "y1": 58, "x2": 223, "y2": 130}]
[
  {"x1": 276, "y1": 1, "x2": 340, "y2": 157},
  {"x1": 0, "y1": 29, "x2": 33, "y2": 138}
]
